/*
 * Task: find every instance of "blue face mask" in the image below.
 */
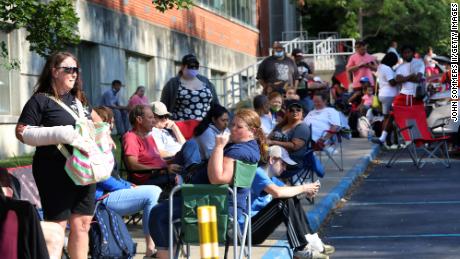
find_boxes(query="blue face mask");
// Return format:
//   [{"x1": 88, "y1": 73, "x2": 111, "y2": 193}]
[
  {"x1": 186, "y1": 69, "x2": 199, "y2": 78},
  {"x1": 274, "y1": 51, "x2": 284, "y2": 58}
]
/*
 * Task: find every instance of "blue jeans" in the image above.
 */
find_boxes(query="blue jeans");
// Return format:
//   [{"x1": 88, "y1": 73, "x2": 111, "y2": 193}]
[
  {"x1": 171, "y1": 138, "x2": 202, "y2": 170},
  {"x1": 149, "y1": 199, "x2": 182, "y2": 250},
  {"x1": 102, "y1": 185, "x2": 162, "y2": 234},
  {"x1": 112, "y1": 108, "x2": 130, "y2": 135}
]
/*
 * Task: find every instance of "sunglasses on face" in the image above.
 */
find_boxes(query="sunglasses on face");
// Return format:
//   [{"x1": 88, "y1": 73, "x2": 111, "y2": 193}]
[
  {"x1": 58, "y1": 66, "x2": 80, "y2": 74},
  {"x1": 154, "y1": 114, "x2": 169, "y2": 120}
]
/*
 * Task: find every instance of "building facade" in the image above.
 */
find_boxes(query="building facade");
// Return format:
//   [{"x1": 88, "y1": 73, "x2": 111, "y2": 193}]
[{"x1": 0, "y1": 0, "x2": 261, "y2": 159}]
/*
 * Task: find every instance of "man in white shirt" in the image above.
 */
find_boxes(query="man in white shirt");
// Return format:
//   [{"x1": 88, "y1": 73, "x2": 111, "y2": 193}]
[
  {"x1": 150, "y1": 101, "x2": 186, "y2": 157},
  {"x1": 393, "y1": 45, "x2": 425, "y2": 107}
]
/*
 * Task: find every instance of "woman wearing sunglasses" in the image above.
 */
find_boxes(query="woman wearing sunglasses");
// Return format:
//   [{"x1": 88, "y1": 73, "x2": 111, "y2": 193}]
[
  {"x1": 267, "y1": 101, "x2": 311, "y2": 175},
  {"x1": 160, "y1": 54, "x2": 220, "y2": 121},
  {"x1": 15, "y1": 52, "x2": 101, "y2": 258}
]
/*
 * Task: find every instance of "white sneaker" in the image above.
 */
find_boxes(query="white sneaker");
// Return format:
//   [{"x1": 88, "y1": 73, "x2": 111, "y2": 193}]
[
  {"x1": 305, "y1": 233, "x2": 335, "y2": 255},
  {"x1": 305, "y1": 233, "x2": 323, "y2": 252}
]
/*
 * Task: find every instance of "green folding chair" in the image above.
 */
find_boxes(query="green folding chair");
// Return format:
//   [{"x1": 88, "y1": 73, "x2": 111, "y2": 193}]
[
  {"x1": 230, "y1": 160, "x2": 258, "y2": 259},
  {"x1": 168, "y1": 160, "x2": 257, "y2": 259},
  {"x1": 169, "y1": 184, "x2": 231, "y2": 259}
]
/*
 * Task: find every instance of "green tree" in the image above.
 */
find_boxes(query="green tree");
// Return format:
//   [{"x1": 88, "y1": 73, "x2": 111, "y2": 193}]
[
  {"x1": 152, "y1": 0, "x2": 194, "y2": 12},
  {"x1": 0, "y1": 0, "x2": 193, "y2": 69},
  {"x1": 300, "y1": 0, "x2": 455, "y2": 55},
  {"x1": 0, "y1": 0, "x2": 80, "y2": 69}
]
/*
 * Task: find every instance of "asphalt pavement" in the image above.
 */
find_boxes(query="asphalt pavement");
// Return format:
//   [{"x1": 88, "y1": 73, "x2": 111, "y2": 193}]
[
  {"x1": 322, "y1": 152, "x2": 460, "y2": 259},
  {"x1": 130, "y1": 138, "x2": 376, "y2": 258}
]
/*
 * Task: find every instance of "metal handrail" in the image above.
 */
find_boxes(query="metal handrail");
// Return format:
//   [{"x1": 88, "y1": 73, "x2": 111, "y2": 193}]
[{"x1": 210, "y1": 37, "x2": 355, "y2": 109}]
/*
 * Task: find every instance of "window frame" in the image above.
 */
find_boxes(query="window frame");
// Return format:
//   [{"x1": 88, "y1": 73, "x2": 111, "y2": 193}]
[
  {"x1": 124, "y1": 52, "x2": 150, "y2": 105},
  {"x1": 0, "y1": 31, "x2": 12, "y2": 116},
  {"x1": 196, "y1": 0, "x2": 256, "y2": 28}
]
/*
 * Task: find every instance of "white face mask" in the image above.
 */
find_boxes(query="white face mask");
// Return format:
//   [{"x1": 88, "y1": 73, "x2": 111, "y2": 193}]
[{"x1": 274, "y1": 51, "x2": 284, "y2": 58}]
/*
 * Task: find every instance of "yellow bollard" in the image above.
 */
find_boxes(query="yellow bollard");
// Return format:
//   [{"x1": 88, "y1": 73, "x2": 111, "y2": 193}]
[{"x1": 197, "y1": 205, "x2": 219, "y2": 259}]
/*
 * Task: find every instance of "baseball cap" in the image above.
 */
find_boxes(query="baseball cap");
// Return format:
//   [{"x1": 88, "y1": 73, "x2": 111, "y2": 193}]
[
  {"x1": 268, "y1": 145, "x2": 297, "y2": 165},
  {"x1": 359, "y1": 76, "x2": 370, "y2": 83},
  {"x1": 151, "y1": 101, "x2": 170, "y2": 116},
  {"x1": 286, "y1": 100, "x2": 304, "y2": 110},
  {"x1": 291, "y1": 48, "x2": 304, "y2": 57},
  {"x1": 181, "y1": 54, "x2": 199, "y2": 66}
]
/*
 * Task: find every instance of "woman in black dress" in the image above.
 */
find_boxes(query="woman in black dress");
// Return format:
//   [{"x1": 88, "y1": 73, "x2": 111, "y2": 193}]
[{"x1": 15, "y1": 52, "x2": 101, "y2": 258}]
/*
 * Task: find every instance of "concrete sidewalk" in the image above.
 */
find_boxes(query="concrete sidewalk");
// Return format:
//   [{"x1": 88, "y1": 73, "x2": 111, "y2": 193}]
[{"x1": 129, "y1": 138, "x2": 379, "y2": 258}]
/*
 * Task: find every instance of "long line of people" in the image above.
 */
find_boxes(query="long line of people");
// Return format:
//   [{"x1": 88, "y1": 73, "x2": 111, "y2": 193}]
[
  {"x1": 9, "y1": 49, "x2": 346, "y2": 259},
  {"x1": 110, "y1": 49, "x2": 341, "y2": 258},
  {"x1": 14, "y1": 40, "x2": 454, "y2": 258}
]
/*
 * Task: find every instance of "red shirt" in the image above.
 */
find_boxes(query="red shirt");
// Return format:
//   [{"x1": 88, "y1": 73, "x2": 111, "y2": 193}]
[{"x1": 123, "y1": 131, "x2": 167, "y2": 183}]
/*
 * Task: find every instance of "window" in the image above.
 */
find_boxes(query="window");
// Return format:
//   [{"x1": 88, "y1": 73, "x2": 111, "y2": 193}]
[
  {"x1": 210, "y1": 69, "x2": 226, "y2": 104},
  {"x1": 197, "y1": 0, "x2": 255, "y2": 27},
  {"x1": 74, "y1": 42, "x2": 98, "y2": 104},
  {"x1": 125, "y1": 53, "x2": 148, "y2": 104},
  {"x1": 0, "y1": 32, "x2": 11, "y2": 115}
]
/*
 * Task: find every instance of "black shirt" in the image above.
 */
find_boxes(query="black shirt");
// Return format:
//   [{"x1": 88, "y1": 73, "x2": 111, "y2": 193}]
[
  {"x1": 18, "y1": 92, "x2": 91, "y2": 158},
  {"x1": 297, "y1": 61, "x2": 312, "y2": 78},
  {"x1": 257, "y1": 56, "x2": 299, "y2": 87}
]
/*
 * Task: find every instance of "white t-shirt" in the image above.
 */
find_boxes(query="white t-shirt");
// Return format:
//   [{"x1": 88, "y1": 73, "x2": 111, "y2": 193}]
[
  {"x1": 396, "y1": 59, "x2": 425, "y2": 96},
  {"x1": 304, "y1": 107, "x2": 341, "y2": 141},
  {"x1": 260, "y1": 114, "x2": 276, "y2": 136},
  {"x1": 377, "y1": 64, "x2": 397, "y2": 97},
  {"x1": 150, "y1": 127, "x2": 182, "y2": 156}
]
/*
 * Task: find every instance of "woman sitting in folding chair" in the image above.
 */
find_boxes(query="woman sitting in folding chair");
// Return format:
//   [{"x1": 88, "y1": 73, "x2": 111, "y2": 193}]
[
  {"x1": 304, "y1": 93, "x2": 342, "y2": 155},
  {"x1": 267, "y1": 101, "x2": 311, "y2": 180},
  {"x1": 149, "y1": 109, "x2": 267, "y2": 259},
  {"x1": 251, "y1": 145, "x2": 334, "y2": 259}
]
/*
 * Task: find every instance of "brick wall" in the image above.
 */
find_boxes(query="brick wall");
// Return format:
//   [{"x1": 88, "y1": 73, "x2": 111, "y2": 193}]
[{"x1": 87, "y1": 0, "x2": 259, "y2": 56}]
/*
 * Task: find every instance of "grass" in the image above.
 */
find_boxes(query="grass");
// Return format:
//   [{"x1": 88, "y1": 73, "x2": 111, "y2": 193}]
[
  {"x1": 113, "y1": 135, "x2": 123, "y2": 167},
  {"x1": 0, "y1": 153, "x2": 34, "y2": 168}
]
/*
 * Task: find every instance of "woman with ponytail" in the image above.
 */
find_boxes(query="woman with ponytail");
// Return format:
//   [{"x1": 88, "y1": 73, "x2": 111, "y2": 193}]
[
  {"x1": 149, "y1": 109, "x2": 266, "y2": 259},
  {"x1": 194, "y1": 104, "x2": 230, "y2": 159},
  {"x1": 207, "y1": 108, "x2": 267, "y2": 184}
]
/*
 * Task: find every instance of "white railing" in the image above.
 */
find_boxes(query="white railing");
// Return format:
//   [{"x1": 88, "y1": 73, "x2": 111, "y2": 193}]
[
  {"x1": 210, "y1": 60, "x2": 264, "y2": 109},
  {"x1": 280, "y1": 38, "x2": 355, "y2": 70},
  {"x1": 211, "y1": 37, "x2": 355, "y2": 109}
]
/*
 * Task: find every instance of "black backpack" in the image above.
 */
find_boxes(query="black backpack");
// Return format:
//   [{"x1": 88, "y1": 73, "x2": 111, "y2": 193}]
[{"x1": 89, "y1": 203, "x2": 137, "y2": 258}]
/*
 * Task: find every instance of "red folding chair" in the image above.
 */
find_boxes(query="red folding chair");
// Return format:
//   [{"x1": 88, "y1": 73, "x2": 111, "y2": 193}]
[
  {"x1": 174, "y1": 119, "x2": 200, "y2": 140},
  {"x1": 387, "y1": 104, "x2": 451, "y2": 168}
]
